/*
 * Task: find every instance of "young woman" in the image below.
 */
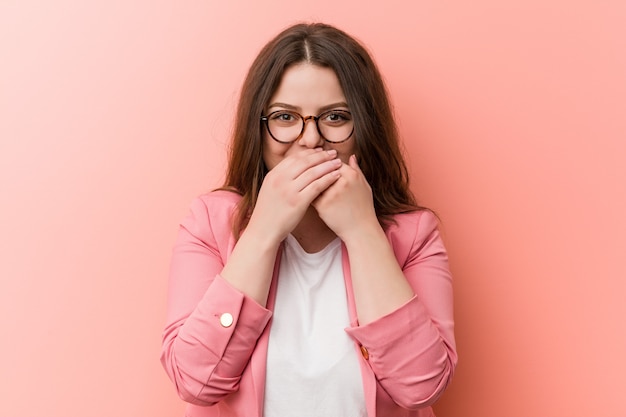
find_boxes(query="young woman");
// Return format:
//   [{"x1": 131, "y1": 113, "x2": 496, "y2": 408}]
[{"x1": 161, "y1": 23, "x2": 457, "y2": 417}]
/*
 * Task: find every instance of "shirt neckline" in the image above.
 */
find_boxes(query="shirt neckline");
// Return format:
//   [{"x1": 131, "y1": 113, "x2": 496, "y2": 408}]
[{"x1": 284, "y1": 234, "x2": 341, "y2": 259}]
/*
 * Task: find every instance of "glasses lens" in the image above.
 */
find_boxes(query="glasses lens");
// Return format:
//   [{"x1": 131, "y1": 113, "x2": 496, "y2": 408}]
[
  {"x1": 318, "y1": 110, "x2": 353, "y2": 143},
  {"x1": 267, "y1": 111, "x2": 302, "y2": 143},
  {"x1": 265, "y1": 109, "x2": 354, "y2": 143}
]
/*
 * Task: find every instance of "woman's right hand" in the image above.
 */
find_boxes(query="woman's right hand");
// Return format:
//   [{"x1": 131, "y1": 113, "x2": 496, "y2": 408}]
[{"x1": 246, "y1": 148, "x2": 342, "y2": 244}]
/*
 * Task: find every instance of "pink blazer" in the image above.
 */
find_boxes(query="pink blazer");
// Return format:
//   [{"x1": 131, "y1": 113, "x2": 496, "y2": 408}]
[{"x1": 161, "y1": 190, "x2": 457, "y2": 417}]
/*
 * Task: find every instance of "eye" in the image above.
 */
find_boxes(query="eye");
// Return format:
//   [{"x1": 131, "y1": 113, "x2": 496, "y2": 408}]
[
  {"x1": 269, "y1": 111, "x2": 299, "y2": 125},
  {"x1": 320, "y1": 110, "x2": 352, "y2": 125}
]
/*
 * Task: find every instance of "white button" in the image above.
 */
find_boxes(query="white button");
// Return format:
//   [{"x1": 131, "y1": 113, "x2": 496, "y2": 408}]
[{"x1": 219, "y1": 313, "x2": 234, "y2": 328}]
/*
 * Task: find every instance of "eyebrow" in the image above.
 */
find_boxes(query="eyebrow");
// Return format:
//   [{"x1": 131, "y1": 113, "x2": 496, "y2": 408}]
[{"x1": 267, "y1": 101, "x2": 350, "y2": 113}]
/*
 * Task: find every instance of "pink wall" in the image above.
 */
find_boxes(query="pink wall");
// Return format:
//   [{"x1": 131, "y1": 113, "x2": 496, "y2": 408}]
[{"x1": 1, "y1": 1, "x2": 624, "y2": 416}]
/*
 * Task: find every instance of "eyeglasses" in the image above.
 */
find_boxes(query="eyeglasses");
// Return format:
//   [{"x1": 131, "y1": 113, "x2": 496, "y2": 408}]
[{"x1": 260, "y1": 109, "x2": 354, "y2": 144}]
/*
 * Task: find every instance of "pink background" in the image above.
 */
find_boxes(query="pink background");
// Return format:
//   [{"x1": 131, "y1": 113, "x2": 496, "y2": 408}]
[{"x1": 1, "y1": 1, "x2": 625, "y2": 416}]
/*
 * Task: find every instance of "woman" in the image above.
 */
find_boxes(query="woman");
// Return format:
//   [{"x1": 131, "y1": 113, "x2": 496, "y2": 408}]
[{"x1": 161, "y1": 23, "x2": 457, "y2": 417}]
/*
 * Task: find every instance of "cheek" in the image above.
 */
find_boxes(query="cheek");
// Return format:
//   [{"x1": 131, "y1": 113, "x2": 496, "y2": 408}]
[
  {"x1": 262, "y1": 137, "x2": 286, "y2": 170},
  {"x1": 262, "y1": 149, "x2": 275, "y2": 171},
  {"x1": 335, "y1": 141, "x2": 357, "y2": 164}
]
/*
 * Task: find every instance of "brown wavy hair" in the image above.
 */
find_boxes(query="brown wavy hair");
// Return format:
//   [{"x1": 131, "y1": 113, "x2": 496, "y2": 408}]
[{"x1": 222, "y1": 23, "x2": 422, "y2": 238}]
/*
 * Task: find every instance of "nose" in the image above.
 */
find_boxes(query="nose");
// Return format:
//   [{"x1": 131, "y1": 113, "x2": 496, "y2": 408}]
[{"x1": 297, "y1": 117, "x2": 324, "y2": 148}]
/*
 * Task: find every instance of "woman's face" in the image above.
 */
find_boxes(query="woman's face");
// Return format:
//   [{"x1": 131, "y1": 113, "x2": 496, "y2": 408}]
[{"x1": 262, "y1": 63, "x2": 355, "y2": 170}]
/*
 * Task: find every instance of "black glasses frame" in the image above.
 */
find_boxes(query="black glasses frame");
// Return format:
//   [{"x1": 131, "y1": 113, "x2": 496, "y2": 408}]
[{"x1": 260, "y1": 110, "x2": 354, "y2": 144}]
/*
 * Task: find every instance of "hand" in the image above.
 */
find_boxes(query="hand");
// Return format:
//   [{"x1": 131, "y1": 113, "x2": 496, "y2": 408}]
[
  {"x1": 247, "y1": 148, "x2": 342, "y2": 244},
  {"x1": 312, "y1": 155, "x2": 379, "y2": 241}
]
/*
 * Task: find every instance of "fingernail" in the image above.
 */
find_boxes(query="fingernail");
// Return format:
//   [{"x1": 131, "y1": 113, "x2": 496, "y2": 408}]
[{"x1": 327, "y1": 149, "x2": 337, "y2": 156}]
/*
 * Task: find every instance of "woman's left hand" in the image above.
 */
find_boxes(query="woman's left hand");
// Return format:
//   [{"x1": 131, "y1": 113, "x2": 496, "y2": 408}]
[{"x1": 312, "y1": 154, "x2": 379, "y2": 240}]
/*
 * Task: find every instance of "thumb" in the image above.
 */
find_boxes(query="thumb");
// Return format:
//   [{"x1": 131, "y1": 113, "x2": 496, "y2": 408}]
[{"x1": 349, "y1": 154, "x2": 361, "y2": 171}]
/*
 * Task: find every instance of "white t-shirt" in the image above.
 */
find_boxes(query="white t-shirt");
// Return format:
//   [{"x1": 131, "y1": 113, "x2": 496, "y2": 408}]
[{"x1": 263, "y1": 234, "x2": 367, "y2": 417}]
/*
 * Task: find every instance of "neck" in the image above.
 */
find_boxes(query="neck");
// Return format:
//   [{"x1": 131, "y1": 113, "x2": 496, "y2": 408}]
[{"x1": 291, "y1": 207, "x2": 337, "y2": 253}]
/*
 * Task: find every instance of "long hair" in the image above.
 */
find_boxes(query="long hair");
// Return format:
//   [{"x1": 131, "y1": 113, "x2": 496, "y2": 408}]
[{"x1": 222, "y1": 23, "x2": 422, "y2": 238}]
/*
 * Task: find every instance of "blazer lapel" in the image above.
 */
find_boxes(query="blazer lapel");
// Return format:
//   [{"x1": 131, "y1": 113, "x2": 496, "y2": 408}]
[
  {"x1": 341, "y1": 243, "x2": 377, "y2": 417},
  {"x1": 249, "y1": 246, "x2": 283, "y2": 416}
]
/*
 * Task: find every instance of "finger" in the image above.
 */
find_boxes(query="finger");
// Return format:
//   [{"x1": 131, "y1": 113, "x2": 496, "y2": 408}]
[
  {"x1": 281, "y1": 149, "x2": 338, "y2": 179},
  {"x1": 299, "y1": 169, "x2": 341, "y2": 203},
  {"x1": 348, "y1": 154, "x2": 361, "y2": 172},
  {"x1": 293, "y1": 158, "x2": 342, "y2": 191}
]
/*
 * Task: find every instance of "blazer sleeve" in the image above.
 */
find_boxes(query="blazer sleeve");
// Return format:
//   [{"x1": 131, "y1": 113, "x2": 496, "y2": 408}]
[
  {"x1": 160, "y1": 195, "x2": 273, "y2": 406},
  {"x1": 345, "y1": 210, "x2": 457, "y2": 410}
]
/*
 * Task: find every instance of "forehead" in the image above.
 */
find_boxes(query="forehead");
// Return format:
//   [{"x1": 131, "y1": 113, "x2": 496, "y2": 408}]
[{"x1": 268, "y1": 63, "x2": 346, "y2": 110}]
